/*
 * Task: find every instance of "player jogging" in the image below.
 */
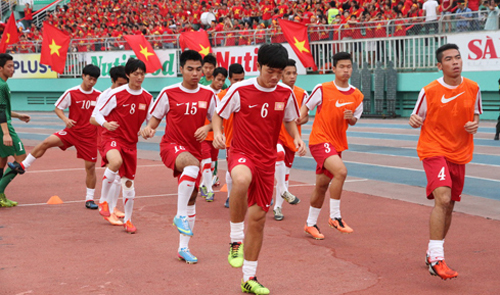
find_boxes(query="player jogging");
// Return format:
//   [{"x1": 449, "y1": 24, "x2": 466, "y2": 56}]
[{"x1": 409, "y1": 43, "x2": 482, "y2": 280}]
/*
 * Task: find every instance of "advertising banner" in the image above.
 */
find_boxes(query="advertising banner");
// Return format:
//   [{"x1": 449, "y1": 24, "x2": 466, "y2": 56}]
[
  {"x1": 12, "y1": 54, "x2": 58, "y2": 79},
  {"x1": 448, "y1": 31, "x2": 500, "y2": 72}
]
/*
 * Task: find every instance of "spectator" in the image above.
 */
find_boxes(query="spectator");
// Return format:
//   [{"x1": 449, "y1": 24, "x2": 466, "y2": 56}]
[
  {"x1": 441, "y1": 0, "x2": 454, "y2": 33},
  {"x1": 24, "y1": 3, "x2": 34, "y2": 28},
  {"x1": 423, "y1": 0, "x2": 439, "y2": 34},
  {"x1": 456, "y1": 1, "x2": 473, "y2": 32},
  {"x1": 327, "y1": 1, "x2": 340, "y2": 24},
  {"x1": 484, "y1": 0, "x2": 499, "y2": 30}
]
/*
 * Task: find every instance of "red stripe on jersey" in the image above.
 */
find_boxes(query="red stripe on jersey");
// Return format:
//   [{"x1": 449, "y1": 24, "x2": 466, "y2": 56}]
[
  {"x1": 179, "y1": 174, "x2": 197, "y2": 183},
  {"x1": 218, "y1": 91, "x2": 238, "y2": 115},
  {"x1": 202, "y1": 163, "x2": 211, "y2": 170},
  {"x1": 99, "y1": 95, "x2": 115, "y2": 111},
  {"x1": 150, "y1": 90, "x2": 167, "y2": 114},
  {"x1": 55, "y1": 92, "x2": 69, "y2": 107},
  {"x1": 339, "y1": 88, "x2": 356, "y2": 95},
  {"x1": 415, "y1": 93, "x2": 426, "y2": 115},
  {"x1": 285, "y1": 174, "x2": 289, "y2": 181},
  {"x1": 305, "y1": 85, "x2": 323, "y2": 105},
  {"x1": 477, "y1": 92, "x2": 482, "y2": 113}
]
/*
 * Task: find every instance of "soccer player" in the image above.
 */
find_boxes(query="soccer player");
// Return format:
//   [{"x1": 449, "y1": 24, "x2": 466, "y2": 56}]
[
  {"x1": 199, "y1": 54, "x2": 217, "y2": 86},
  {"x1": 92, "y1": 58, "x2": 153, "y2": 234},
  {"x1": 141, "y1": 50, "x2": 216, "y2": 264},
  {"x1": 213, "y1": 44, "x2": 305, "y2": 295},
  {"x1": 9, "y1": 64, "x2": 102, "y2": 209},
  {"x1": 217, "y1": 63, "x2": 245, "y2": 209},
  {"x1": 90, "y1": 66, "x2": 129, "y2": 226},
  {"x1": 200, "y1": 67, "x2": 228, "y2": 202},
  {"x1": 409, "y1": 43, "x2": 481, "y2": 280},
  {"x1": 0, "y1": 53, "x2": 31, "y2": 207},
  {"x1": 273, "y1": 59, "x2": 308, "y2": 221},
  {"x1": 300, "y1": 52, "x2": 363, "y2": 240}
]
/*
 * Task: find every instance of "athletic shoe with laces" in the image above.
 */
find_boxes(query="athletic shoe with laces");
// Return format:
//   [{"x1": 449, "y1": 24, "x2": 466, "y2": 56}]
[
  {"x1": 228, "y1": 242, "x2": 244, "y2": 268},
  {"x1": 0, "y1": 193, "x2": 14, "y2": 207},
  {"x1": 328, "y1": 217, "x2": 353, "y2": 233},
  {"x1": 113, "y1": 208, "x2": 125, "y2": 219},
  {"x1": 273, "y1": 207, "x2": 284, "y2": 221},
  {"x1": 173, "y1": 215, "x2": 193, "y2": 236},
  {"x1": 124, "y1": 220, "x2": 137, "y2": 234},
  {"x1": 205, "y1": 192, "x2": 214, "y2": 202},
  {"x1": 224, "y1": 197, "x2": 229, "y2": 208},
  {"x1": 178, "y1": 247, "x2": 198, "y2": 264},
  {"x1": 212, "y1": 175, "x2": 220, "y2": 187},
  {"x1": 304, "y1": 224, "x2": 325, "y2": 240},
  {"x1": 241, "y1": 276, "x2": 270, "y2": 295},
  {"x1": 98, "y1": 201, "x2": 111, "y2": 217},
  {"x1": 281, "y1": 191, "x2": 300, "y2": 204},
  {"x1": 85, "y1": 200, "x2": 98, "y2": 210},
  {"x1": 426, "y1": 254, "x2": 458, "y2": 280},
  {"x1": 104, "y1": 213, "x2": 124, "y2": 226},
  {"x1": 200, "y1": 186, "x2": 208, "y2": 198},
  {"x1": 7, "y1": 161, "x2": 25, "y2": 174}
]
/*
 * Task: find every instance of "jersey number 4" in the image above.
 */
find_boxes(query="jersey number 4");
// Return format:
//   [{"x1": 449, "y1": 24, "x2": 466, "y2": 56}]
[{"x1": 438, "y1": 167, "x2": 446, "y2": 181}]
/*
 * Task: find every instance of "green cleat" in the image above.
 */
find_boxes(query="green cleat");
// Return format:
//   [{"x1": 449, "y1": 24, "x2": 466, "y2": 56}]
[
  {"x1": 0, "y1": 193, "x2": 14, "y2": 207},
  {"x1": 228, "y1": 242, "x2": 244, "y2": 268},
  {"x1": 241, "y1": 277, "x2": 270, "y2": 295}
]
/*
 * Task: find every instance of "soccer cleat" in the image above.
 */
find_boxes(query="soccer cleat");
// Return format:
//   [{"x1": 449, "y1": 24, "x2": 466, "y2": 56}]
[
  {"x1": 124, "y1": 220, "x2": 137, "y2": 234},
  {"x1": 495, "y1": 134, "x2": 499, "y2": 141},
  {"x1": 205, "y1": 192, "x2": 214, "y2": 202},
  {"x1": 113, "y1": 208, "x2": 125, "y2": 219},
  {"x1": 7, "y1": 161, "x2": 25, "y2": 174},
  {"x1": 281, "y1": 191, "x2": 300, "y2": 205},
  {"x1": 85, "y1": 200, "x2": 98, "y2": 210},
  {"x1": 273, "y1": 207, "x2": 284, "y2": 221},
  {"x1": 228, "y1": 242, "x2": 244, "y2": 268},
  {"x1": 178, "y1": 247, "x2": 198, "y2": 264},
  {"x1": 212, "y1": 175, "x2": 220, "y2": 187},
  {"x1": 173, "y1": 216, "x2": 193, "y2": 236},
  {"x1": 328, "y1": 217, "x2": 353, "y2": 233},
  {"x1": 0, "y1": 193, "x2": 14, "y2": 207},
  {"x1": 241, "y1": 276, "x2": 270, "y2": 295},
  {"x1": 98, "y1": 201, "x2": 111, "y2": 217},
  {"x1": 426, "y1": 254, "x2": 458, "y2": 280},
  {"x1": 224, "y1": 197, "x2": 229, "y2": 208},
  {"x1": 304, "y1": 224, "x2": 325, "y2": 240},
  {"x1": 104, "y1": 213, "x2": 124, "y2": 226},
  {"x1": 200, "y1": 186, "x2": 208, "y2": 198}
]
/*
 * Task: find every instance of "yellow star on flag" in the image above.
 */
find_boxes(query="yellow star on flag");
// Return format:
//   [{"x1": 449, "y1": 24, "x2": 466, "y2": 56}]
[
  {"x1": 139, "y1": 44, "x2": 154, "y2": 61},
  {"x1": 49, "y1": 39, "x2": 62, "y2": 56},
  {"x1": 293, "y1": 37, "x2": 310, "y2": 54},
  {"x1": 199, "y1": 44, "x2": 211, "y2": 57},
  {"x1": 6, "y1": 33, "x2": 10, "y2": 43}
]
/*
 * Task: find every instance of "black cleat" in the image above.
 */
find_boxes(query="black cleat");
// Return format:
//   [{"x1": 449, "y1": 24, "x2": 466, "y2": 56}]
[
  {"x1": 8, "y1": 161, "x2": 25, "y2": 174},
  {"x1": 85, "y1": 200, "x2": 98, "y2": 209}
]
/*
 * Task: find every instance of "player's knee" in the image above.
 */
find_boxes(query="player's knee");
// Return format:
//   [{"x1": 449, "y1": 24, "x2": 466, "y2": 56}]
[
  {"x1": 231, "y1": 173, "x2": 251, "y2": 188},
  {"x1": 333, "y1": 167, "x2": 348, "y2": 180},
  {"x1": 121, "y1": 177, "x2": 134, "y2": 191}
]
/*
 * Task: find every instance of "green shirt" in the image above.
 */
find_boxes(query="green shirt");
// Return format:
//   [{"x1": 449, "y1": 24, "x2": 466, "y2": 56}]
[
  {"x1": 0, "y1": 77, "x2": 12, "y2": 124},
  {"x1": 199, "y1": 76, "x2": 228, "y2": 90}
]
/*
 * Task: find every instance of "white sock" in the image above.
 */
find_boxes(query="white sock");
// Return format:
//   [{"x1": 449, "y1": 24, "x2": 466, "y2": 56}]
[
  {"x1": 274, "y1": 161, "x2": 286, "y2": 210},
  {"x1": 242, "y1": 260, "x2": 258, "y2": 282},
  {"x1": 306, "y1": 206, "x2": 322, "y2": 227},
  {"x1": 86, "y1": 188, "x2": 95, "y2": 201},
  {"x1": 428, "y1": 240, "x2": 445, "y2": 263},
  {"x1": 179, "y1": 205, "x2": 196, "y2": 251},
  {"x1": 100, "y1": 168, "x2": 118, "y2": 204},
  {"x1": 330, "y1": 199, "x2": 341, "y2": 219},
  {"x1": 109, "y1": 175, "x2": 121, "y2": 212},
  {"x1": 226, "y1": 170, "x2": 232, "y2": 200},
  {"x1": 177, "y1": 166, "x2": 199, "y2": 217},
  {"x1": 230, "y1": 221, "x2": 244, "y2": 243},
  {"x1": 123, "y1": 186, "x2": 135, "y2": 223},
  {"x1": 285, "y1": 167, "x2": 291, "y2": 190},
  {"x1": 21, "y1": 154, "x2": 36, "y2": 170},
  {"x1": 201, "y1": 158, "x2": 213, "y2": 193}
]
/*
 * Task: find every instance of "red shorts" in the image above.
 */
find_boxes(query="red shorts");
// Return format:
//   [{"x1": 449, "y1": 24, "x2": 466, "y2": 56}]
[
  {"x1": 54, "y1": 129, "x2": 97, "y2": 162},
  {"x1": 101, "y1": 139, "x2": 137, "y2": 180},
  {"x1": 225, "y1": 147, "x2": 231, "y2": 162},
  {"x1": 201, "y1": 140, "x2": 219, "y2": 161},
  {"x1": 277, "y1": 141, "x2": 296, "y2": 168},
  {"x1": 228, "y1": 152, "x2": 275, "y2": 212},
  {"x1": 423, "y1": 156, "x2": 465, "y2": 202},
  {"x1": 309, "y1": 142, "x2": 342, "y2": 179},
  {"x1": 160, "y1": 142, "x2": 201, "y2": 178}
]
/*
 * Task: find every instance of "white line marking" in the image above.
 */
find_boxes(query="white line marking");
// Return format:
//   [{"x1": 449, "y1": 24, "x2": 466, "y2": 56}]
[{"x1": 27, "y1": 164, "x2": 165, "y2": 174}]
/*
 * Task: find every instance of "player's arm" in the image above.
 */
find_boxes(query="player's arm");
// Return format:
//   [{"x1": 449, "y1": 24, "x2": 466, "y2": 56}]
[
  {"x1": 213, "y1": 89, "x2": 239, "y2": 149},
  {"x1": 212, "y1": 113, "x2": 225, "y2": 149},
  {"x1": 284, "y1": 93, "x2": 306, "y2": 156},
  {"x1": 0, "y1": 87, "x2": 12, "y2": 146},
  {"x1": 297, "y1": 104, "x2": 309, "y2": 125},
  {"x1": 54, "y1": 91, "x2": 76, "y2": 128},
  {"x1": 91, "y1": 93, "x2": 120, "y2": 131},
  {"x1": 344, "y1": 102, "x2": 363, "y2": 126},
  {"x1": 11, "y1": 111, "x2": 30, "y2": 123},
  {"x1": 141, "y1": 90, "x2": 169, "y2": 139},
  {"x1": 464, "y1": 89, "x2": 483, "y2": 134},
  {"x1": 300, "y1": 84, "x2": 322, "y2": 125},
  {"x1": 409, "y1": 89, "x2": 426, "y2": 128},
  {"x1": 140, "y1": 116, "x2": 161, "y2": 139},
  {"x1": 194, "y1": 95, "x2": 216, "y2": 142}
]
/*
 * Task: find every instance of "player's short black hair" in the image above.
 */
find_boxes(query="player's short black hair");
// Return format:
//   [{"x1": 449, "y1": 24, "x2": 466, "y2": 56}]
[
  {"x1": 0, "y1": 53, "x2": 13, "y2": 68},
  {"x1": 109, "y1": 66, "x2": 128, "y2": 83},
  {"x1": 82, "y1": 64, "x2": 101, "y2": 78},
  {"x1": 202, "y1": 54, "x2": 217, "y2": 67},
  {"x1": 285, "y1": 59, "x2": 297, "y2": 69},
  {"x1": 257, "y1": 44, "x2": 288, "y2": 70},
  {"x1": 213, "y1": 67, "x2": 228, "y2": 79},
  {"x1": 229, "y1": 63, "x2": 244, "y2": 78},
  {"x1": 333, "y1": 52, "x2": 352, "y2": 67},
  {"x1": 125, "y1": 58, "x2": 146, "y2": 75},
  {"x1": 436, "y1": 43, "x2": 460, "y2": 63},
  {"x1": 180, "y1": 50, "x2": 203, "y2": 67}
]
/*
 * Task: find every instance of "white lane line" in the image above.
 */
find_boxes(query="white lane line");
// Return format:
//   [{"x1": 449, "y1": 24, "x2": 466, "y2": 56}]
[{"x1": 27, "y1": 164, "x2": 165, "y2": 174}]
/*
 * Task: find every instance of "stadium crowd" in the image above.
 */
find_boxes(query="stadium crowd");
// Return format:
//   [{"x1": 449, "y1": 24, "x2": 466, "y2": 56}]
[{"x1": 1, "y1": 0, "x2": 499, "y2": 53}]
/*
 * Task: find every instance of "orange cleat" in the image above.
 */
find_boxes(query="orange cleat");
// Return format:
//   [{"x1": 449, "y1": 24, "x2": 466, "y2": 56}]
[
  {"x1": 124, "y1": 220, "x2": 137, "y2": 234},
  {"x1": 426, "y1": 255, "x2": 458, "y2": 280},
  {"x1": 113, "y1": 208, "x2": 125, "y2": 219},
  {"x1": 328, "y1": 217, "x2": 353, "y2": 233},
  {"x1": 98, "y1": 201, "x2": 111, "y2": 217},
  {"x1": 304, "y1": 224, "x2": 325, "y2": 240},
  {"x1": 104, "y1": 213, "x2": 124, "y2": 226}
]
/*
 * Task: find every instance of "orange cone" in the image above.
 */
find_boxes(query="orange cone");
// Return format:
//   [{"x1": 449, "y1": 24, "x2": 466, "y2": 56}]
[
  {"x1": 219, "y1": 184, "x2": 228, "y2": 192},
  {"x1": 47, "y1": 195, "x2": 63, "y2": 205}
]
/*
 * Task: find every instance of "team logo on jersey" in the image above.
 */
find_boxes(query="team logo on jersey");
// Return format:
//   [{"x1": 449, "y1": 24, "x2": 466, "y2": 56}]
[
  {"x1": 275, "y1": 102, "x2": 285, "y2": 111},
  {"x1": 91, "y1": 101, "x2": 97, "y2": 106},
  {"x1": 335, "y1": 101, "x2": 354, "y2": 108},
  {"x1": 139, "y1": 103, "x2": 147, "y2": 110},
  {"x1": 199, "y1": 101, "x2": 208, "y2": 109},
  {"x1": 58, "y1": 130, "x2": 67, "y2": 136}
]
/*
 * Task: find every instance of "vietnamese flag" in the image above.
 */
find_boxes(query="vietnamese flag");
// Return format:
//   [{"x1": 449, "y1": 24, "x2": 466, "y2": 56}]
[
  {"x1": 123, "y1": 35, "x2": 162, "y2": 73},
  {"x1": 278, "y1": 19, "x2": 317, "y2": 71},
  {"x1": 40, "y1": 22, "x2": 71, "y2": 74},
  {"x1": 179, "y1": 31, "x2": 212, "y2": 57},
  {"x1": 0, "y1": 12, "x2": 19, "y2": 53}
]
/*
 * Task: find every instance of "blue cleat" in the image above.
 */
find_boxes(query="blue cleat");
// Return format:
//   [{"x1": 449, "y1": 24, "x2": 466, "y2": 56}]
[
  {"x1": 205, "y1": 192, "x2": 214, "y2": 202},
  {"x1": 225, "y1": 197, "x2": 229, "y2": 208},
  {"x1": 173, "y1": 215, "x2": 193, "y2": 236},
  {"x1": 178, "y1": 247, "x2": 198, "y2": 264}
]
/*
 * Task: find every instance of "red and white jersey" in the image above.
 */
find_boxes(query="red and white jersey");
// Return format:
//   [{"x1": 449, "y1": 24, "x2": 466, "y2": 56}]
[
  {"x1": 92, "y1": 87, "x2": 113, "y2": 146},
  {"x1": 149, "y1": 83, "x2": 217, "y2": 159},
  {"x1": 97, "y1": 84, "x2": 154, "y2": 147},
  {"x1": 217, "y1": 78, "x2": 300, "y2": 167},
  {"x1": 55, "y1": 85, "x2": 101, "y2": 137}
]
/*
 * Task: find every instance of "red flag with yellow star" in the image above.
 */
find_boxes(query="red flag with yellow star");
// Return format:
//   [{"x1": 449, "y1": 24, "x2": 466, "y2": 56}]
[
  {"x1": 123, "y1": 35, "x2": 162, "y2": 73},
  {"x1": 40, "y1": 22, "x2": 71, "y2": 74},
  {"x1": 0, "y1": 12, "x2": 19, "y2": 53},
  {"x1": 179, "y1": 31, "x2": 212, "y2": 57},
  {"x1": 278, "y1": 19, "x2": 317, "y2": 71}
]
